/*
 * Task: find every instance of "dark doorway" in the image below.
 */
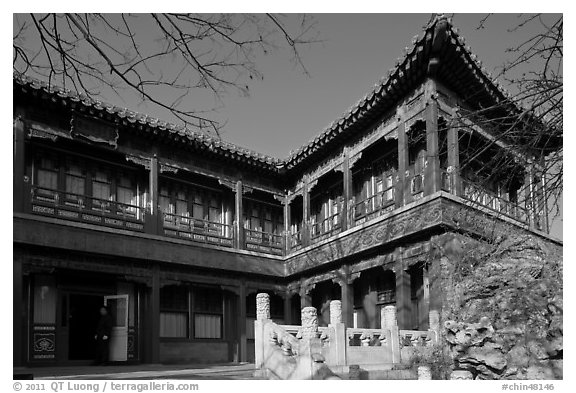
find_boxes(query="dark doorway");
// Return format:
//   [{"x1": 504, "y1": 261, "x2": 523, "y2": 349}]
[{"x1": 68, "y1": 294, "x2": 103, "y2": 360}]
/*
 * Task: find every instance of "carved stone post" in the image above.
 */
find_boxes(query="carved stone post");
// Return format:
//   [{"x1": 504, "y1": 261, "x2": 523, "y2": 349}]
[
  {"x1": 329, "y1": 300, "x2": 342, "y2": 325},
  {"x1": 381, "y1": 304, "x2": 400, "y2": 364},
  {"x1": 254, "y1": 292, "x2": 270, "y2": 370},
  {"x1": 256, "y1": 293, "x2": 270, "y2": 321},
  {"x1": 381, "y1": 305, "x2": 398, "y2": 330},
  {"x1": 418, "y1": 366, "x2": 432, "y2": 380},
  {"x1": 450, "y1": 370, "x2": 473, "y2": 380},
  {"x1": 327, "y1": 300, "x2": 346, "y2": 367},
  {"x1": 301, "y1": 307, "x2": 318, "y2": 340}
]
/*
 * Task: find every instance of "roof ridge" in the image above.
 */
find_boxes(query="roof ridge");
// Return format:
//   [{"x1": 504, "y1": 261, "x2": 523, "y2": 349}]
[{"x1": 284, "y1": 13, "x2": 524, "y2": 168}]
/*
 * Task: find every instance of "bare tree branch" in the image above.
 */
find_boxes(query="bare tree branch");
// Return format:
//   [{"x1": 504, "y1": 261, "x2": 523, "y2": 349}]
[{"x1": 13, "y1": 13, "x2": 320, "y2": 138}]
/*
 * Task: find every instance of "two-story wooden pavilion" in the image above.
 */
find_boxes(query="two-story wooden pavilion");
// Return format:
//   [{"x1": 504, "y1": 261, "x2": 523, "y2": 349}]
[{"x1": 13, "y1": 15, "x2": 561, "y2": 367}]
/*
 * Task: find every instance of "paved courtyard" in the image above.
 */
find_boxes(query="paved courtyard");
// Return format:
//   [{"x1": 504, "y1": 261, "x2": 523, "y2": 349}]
[{"x1": 14, "y1": 363, "x2": 260, "y2": 380}]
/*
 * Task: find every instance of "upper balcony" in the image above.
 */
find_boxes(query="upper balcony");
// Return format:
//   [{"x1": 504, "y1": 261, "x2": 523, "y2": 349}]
[
  {"x1": 20, "y1": 128, "x2": 545, "y2": 261},
  {"x1": 15, "y1": 78, "x2": 550, "y2": 262}
]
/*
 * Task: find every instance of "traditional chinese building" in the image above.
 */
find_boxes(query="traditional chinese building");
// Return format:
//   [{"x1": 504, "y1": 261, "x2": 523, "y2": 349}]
[{"x1": 13, "y1": 16, "x2": 560, "y2": 367}]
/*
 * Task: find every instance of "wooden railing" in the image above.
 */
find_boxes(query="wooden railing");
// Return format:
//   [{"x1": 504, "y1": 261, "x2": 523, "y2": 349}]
[
  {"x1": 310, "y1": 212, "x2": 342, "y2": 239},
  {"x1": 244, "y1": 228, "x2": 284, "y2": 255},
  {"x1": 289, "y1": 230, "x2": 302, "y2": 249},
  {"x1": 461, "y1": 179, "x2": 529, "y2": 224},
  {"x1": 353, "y1": 188, "x2": 395, "y2": 225},
  {"x1": 440, "y1": 168, "x2": 454, "y2": 193},
  {"x1": 162, "y1": 212, "x2": 233, "y2": 247},
  {"x1": 30, "y1": 185, "x2": 145, "y2": 231}
]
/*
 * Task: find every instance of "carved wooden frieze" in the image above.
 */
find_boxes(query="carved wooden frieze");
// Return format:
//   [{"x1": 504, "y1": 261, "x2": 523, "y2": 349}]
[
  {"x1": 27, "y1": 121, "x2": 72, "y2": 142},
  {"x1": 22, "y1": 254, "x2": 151, "y2": 279},
  {"x1": 348, "y1": 113, "x2": 397, "y2": 158},
  {"x1": 158, "y1": 157, "x2": 282, "y2": 196},
  {"x1": 285, "y1": 200, "x2": 443, "y2": 275},
  {"x1": 125, "y1": 154, "x2": 151, "y2": 170},
  {"x1": 441, "y1": 200, "x2": 514, "y2": 241},
  {"x1": 71, "y1": 114, "x2": 119, "y2": 148},
  {"x1": 349, "y1": 252, "x2": 395, "y2": 275},
  {"x1": 160, "y1": 163, "x2": 179, "y2": 174},
  {"x1": 218, "y1": 179, "x2": 236, "y2": 191},
  {"x1": 305, "y1": 151, "x2": 344, "y2": 184},
  {"x1": 348, "y1": 152, "x2": 363, "y2": 169}
]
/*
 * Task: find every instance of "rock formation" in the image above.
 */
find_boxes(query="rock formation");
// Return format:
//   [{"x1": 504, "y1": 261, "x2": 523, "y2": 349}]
[{"x1": 436, "y1": 231, "x2": 562, "y2": 379}]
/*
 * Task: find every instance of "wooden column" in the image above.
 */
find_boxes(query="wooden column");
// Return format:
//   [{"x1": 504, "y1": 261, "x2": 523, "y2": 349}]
[
  {"x1": 13, "y1": 255, "x2": 23, "y2": 367},
  {"x1": 145, "y1": 155, "x2": 160, "y2": 235},
  {"x1": 524, "y1": 160, "x2": 535, "y2": 229},
  {"x1": 300, "y1": 282, "x2": 314, "y2": 309},
  {"x1": 447, "y1": 118, "x2": 461, "y2": 195},
  {"x1": 425, "y1": 80, "x2": 441, "y2": 196},
  {"x1": 149, "y1": 264, "x2": 160, "y2": 363},
  {"x1": 341, "y1": 280, "x2": 354, "y2": 328},
  {"x1": 285, "y1": 198, "x2": 291, "y2": 254},
  {"x1": 13, "y1": 113, "x2": 26, "y2": 213},
  {"x1": 421, "y1": 264, "x2": 430, "y2": 330},
  {"x1": 335, "y1": 266, "x2": 357, "y2": 328},
  {"x1": 396, "y1": 111, "x2": 408, "y2": 208},
  {"x1": 302, "y1": 178, "x2": 311, "y2": 247},
  {"x1": 342, "y1": 152, "x2": 352, "y2": 230},
  {"x1": 538, "y1": 158, "x2": 550, "y2": 233},
  {"x1": 283, "y1": 292, "x2": 292, "y2": 325},
  {"x1": 276, "y1": 194, "x2": 292, "y2": 255},
  {"x1": 395, "y1": 248, "x2": 412, "y2": 330},
  {"x1": 533, "y1": 160, "x2": 547, "y2": 232},
  {"x1": 235, "y1": 180, "x2": 244, "y2": 249},
  {"x1": 238, "y1": 281, "x2": 247, "y2": 362}
]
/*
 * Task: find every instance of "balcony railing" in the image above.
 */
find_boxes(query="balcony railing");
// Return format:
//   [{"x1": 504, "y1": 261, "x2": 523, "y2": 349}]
[
  {"x1": 30, "y1": 185, "x2": 145, "y2": 231},
  {"x1": 410, "y1": 172, "x2": 425, "y2": 199},
  {"x1": 244, "y1": 228, "x2": 284, "y2": 255},
  {"x1": 440, "y1": 168, "x2": 454, "y2": 193},
  {"x1": 310, "y1": 212, "x2": 342, "y2": 240},
  {"x1": 289, "y1": 229, "x2": 302, "y2": 249},
  {"x1": 27, "y1": 175, "x2": 536, "y2": 257},
  {"x1": 353, "y1": 189, "x2": 395, "y2": 225},
  {"x1": 461, "y1": 179, "x2": 529, "y2": 224},
  {"x1": 162, "y1": 213, "x2": 233, "y2": 248}
]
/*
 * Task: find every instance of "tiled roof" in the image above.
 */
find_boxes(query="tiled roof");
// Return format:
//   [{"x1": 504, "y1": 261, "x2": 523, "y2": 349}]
[
  {"x1": 283, "y1": 14, "x2": 521, "y2": 170},
  {"x1": 13, "y1": 72, "x2": 283, "y2": 170},
  {"x1": 14, "y1": 15, "x2": 527, "y2": 174}
]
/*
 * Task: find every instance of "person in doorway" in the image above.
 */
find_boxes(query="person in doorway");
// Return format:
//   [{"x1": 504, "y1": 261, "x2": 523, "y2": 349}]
[{"x1": 94, "y1": 305, "x2": 112, "y2": 365}]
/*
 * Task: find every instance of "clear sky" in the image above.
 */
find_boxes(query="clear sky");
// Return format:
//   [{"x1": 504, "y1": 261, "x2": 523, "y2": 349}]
[{"x1": 61, "y1": 13, "x2": 554, "y2": 160}]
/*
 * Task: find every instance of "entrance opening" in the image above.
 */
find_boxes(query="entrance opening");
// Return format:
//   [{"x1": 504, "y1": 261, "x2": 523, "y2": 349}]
[{"x1": 68, "y1": 294, "x2": 103, "y2": 360}]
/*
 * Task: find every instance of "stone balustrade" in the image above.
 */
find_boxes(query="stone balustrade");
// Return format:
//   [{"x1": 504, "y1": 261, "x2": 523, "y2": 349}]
[{"x1": 254, "y1": 294, "x2": 442, "y2": 379}]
